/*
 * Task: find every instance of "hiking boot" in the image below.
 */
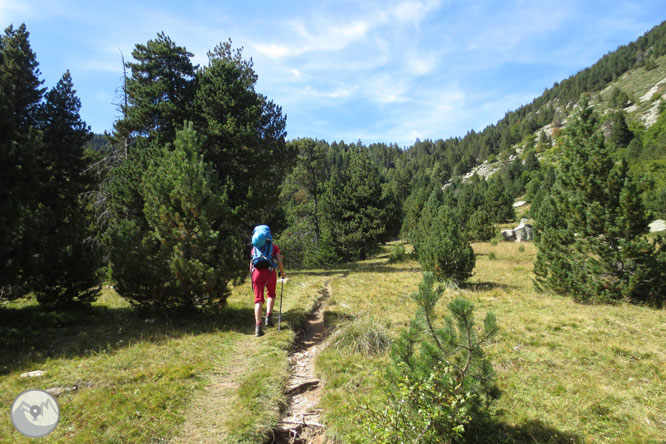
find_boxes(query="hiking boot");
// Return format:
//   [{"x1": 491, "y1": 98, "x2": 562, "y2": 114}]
[
  {"x1": 265, "y1": 313, "x2": 274, "y2": 327},
  {"x1": 255, "y1": 324, "x2": 264, "y2": 337}
]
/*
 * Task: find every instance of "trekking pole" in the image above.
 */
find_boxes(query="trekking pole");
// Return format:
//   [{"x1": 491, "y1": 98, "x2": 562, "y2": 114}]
[{"x1": 278, "y1": 277, "x2": 284, "y2": 331}]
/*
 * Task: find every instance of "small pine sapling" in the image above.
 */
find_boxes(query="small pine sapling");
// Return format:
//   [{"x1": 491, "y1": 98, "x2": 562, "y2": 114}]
[{"x1": 359, "y1": 272, "x2": 499, "y2": 443}]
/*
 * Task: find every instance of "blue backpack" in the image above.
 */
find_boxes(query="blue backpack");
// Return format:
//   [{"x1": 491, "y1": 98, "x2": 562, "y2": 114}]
[{"x1": 251, "y1": 225, "x2": 277, "y2": 270}]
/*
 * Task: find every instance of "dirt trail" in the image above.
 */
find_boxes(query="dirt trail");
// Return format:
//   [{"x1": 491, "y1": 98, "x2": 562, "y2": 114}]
[{"x1": 271, "y1": 282, "x2": 331, "y2": 444}]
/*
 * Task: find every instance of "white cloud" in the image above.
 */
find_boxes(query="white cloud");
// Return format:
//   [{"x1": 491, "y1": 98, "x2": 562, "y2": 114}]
[
  {"x1": 391, "y1": 0, "x2": 441, "y2": 26},
  {"x1": 255, "y1": 43, "x2": 292, "y2": 59},
  {"x1": 254, "y1": 19, "x2": 370, "y2": 60},
  {"x1": 303, "y1": 84, "x2": 359, "y2": 99}
]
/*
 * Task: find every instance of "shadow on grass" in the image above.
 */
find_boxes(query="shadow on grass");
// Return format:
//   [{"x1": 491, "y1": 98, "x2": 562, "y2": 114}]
[
  {"x1": 323, "y1": 310, "x2": 354, "y2": 329},
  {"x1": 460, "y1": 281, "x2": 513, "y2": 292},
  {"x1": 289, "y1": 269, "x2": 349, "y2": 278},
  {"x1": 0, "y1": 302, "x2": 256, "y2": 375},
  {"x1": 466, "y1": 417, "x2": 584, "y2": 444}
]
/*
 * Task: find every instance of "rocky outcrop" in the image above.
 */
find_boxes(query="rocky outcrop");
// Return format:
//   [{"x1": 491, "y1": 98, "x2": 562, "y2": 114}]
[{"x1": 502, "y1": 218, "x2": 533, "y2": 242}]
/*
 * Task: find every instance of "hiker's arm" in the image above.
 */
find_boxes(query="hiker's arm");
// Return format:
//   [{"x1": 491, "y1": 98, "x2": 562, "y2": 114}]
[{"x1": 276, "y1": 252, "x2": 285, "y2": 277}]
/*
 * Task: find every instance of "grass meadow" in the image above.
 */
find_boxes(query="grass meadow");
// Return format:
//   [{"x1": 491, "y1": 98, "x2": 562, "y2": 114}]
[
  {"x1": 1, "y1": 239, "x2": 664, "y2": 443},
  {"x1": 316, "y1": 241, "x2": 666, "y2": 444},
  {"x1": 0, "y1": 272, "x2": 329, "y2": 443}
]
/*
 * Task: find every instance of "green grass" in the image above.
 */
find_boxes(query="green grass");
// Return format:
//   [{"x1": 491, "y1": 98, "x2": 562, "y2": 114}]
[
  {"x1": 2, "y1": 243, "x2": 664, "y2": 443},
  {"x1": 315, "y1": 242, "x2": 666, "y2": 443},
  {"x1": 0, "y1": 273, "x2": 330, "y2": 443}
]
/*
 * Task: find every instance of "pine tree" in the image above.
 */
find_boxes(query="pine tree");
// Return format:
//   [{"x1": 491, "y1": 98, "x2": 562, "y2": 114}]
[
  {"x1": 400, "y1": 186, "x2": 430, "y2": 245},
  {"x1": 467, "y1": 208, "x2": 495, "y2": 242},
  {"x1": 0, "y1": 24, "x2": 45, "y2": 133},
  {"x1": 106, "y1": 35, "x2": 289, "y2": 306},
  {"x1": 115, "y1": 32, "x2": 196, "y2": 146},
  {"x1": 414, "y1": 190, "x2": 475, "y2": 283},
  {"x1": 31, "y1": 71, "x2": 100, "y2": 304},
  {"x1": 279, "y1": 138, "x2": 329, "y2": 266},
  {"x1": 0, "y1": 24, "x2": 45, "y2": 299},
  {"x1": 110, "y1": 123, "x2": 239, "y2": 309},
  {"x1": 322, "y1": 151, "x2": 387, "y2": 261},
  {"x1": 534, "y1": 102, "x2": 665, "y2": 305},
  {"x1": 524, "y1": 149, "x2": 540, "y2": 172},
  {"x1": 193, "y1": 40, "x2": 290, "y2": 234},
  {"x1": 609, "y1": 111, "x2": 633, "y2": 148},
  {"x1": 455, "y1": 174, "x2": 488, "y2": 225},
  {"x1": 484, "y1": 176, "x2": 515, "y2": 223},
  {"x1": 361, "y1": 272, "x2": 499, "y2": 443}
]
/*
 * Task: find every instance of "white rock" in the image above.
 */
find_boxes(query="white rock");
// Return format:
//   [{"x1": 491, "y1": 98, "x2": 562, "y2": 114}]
[
  {"x1": 20, "y1": 370, "x2": 45, "y2": 378},
  {"x1": 513, "y1": 201, "x2": 527, "y2": 208},
  {"x1": 514, "y1": 222, "x2": 534, "y2": 242},
  {"x1": 648, "y1": 219, "x2": 665, "y2": 233}
]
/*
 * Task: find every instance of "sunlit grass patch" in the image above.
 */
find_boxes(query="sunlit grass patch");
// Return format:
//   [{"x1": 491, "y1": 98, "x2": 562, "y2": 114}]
[
  {"x1": 316, "y1": 240, "x2": 666, "y2": 443},
  {"x1": 324, "y1": 313, "x2": 391, "y2": 356}
]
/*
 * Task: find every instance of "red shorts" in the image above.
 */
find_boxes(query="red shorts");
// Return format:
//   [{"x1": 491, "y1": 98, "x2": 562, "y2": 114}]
[{"x1": 252, "y1": 268, "x2": 277, "y2": 304}]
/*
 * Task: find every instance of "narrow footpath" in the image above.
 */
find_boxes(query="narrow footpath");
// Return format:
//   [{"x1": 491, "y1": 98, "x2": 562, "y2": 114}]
[{"x1": 272, "y1": 282, "x2": 331, "y2": 444}]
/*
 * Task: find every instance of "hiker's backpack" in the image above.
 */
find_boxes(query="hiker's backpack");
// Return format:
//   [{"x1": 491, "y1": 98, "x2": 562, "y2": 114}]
[{"x1": 251, "y1": 225, "x2": 277, "y2": 270}]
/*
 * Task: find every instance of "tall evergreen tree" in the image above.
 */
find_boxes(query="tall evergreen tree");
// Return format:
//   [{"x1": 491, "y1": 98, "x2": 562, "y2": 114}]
[
  {"x1": 114, "y1": 32, "x2": 196, "y2": 146},
  {"x1": 31, "y1": 71, "x2": 100, "y2": 304},
  {"x1": 609, "y1": 111, "x2": 633, "y2": 148},
  {"x1": 322, "y1": 151, "x2": 387, "y2": 261},
  {"x1": 107, "y1": 35, "x2": 289, "y2": 307},
  {"x1": 0, "y1": 24, "x2": 45, "y2": 133},
  {"x1": 193, "y1": 40, "x2": 290, "y2": 236},
  {"x1": 484, "y1": 176, "x2": 515, "y2": 223},
  {"x1": 279, "y1": 138, "x2": 329, "y2": 266},
  {"x1": 0, "y1": 24, "x2": 44, "y2": 299},
  {"x1": 534, "y1": 102, "x2": 665, "y2": 305}
]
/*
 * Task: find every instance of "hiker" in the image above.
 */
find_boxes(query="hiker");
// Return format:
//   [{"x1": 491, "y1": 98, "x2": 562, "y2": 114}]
[{"x1": 250, "y1": 225, "x2": 286, "y2": 337}]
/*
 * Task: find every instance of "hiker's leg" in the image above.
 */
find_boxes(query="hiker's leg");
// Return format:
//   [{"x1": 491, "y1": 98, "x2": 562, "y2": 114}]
[
  {"x1": 255, "y1": 302, "x2": 263, "y2": 324},
  {"x1": 265, "y1": 270, "x2": 277, "y2": 315},
  {"x1": 252, "y1": 269, "x2": 266, "y2": 323}
]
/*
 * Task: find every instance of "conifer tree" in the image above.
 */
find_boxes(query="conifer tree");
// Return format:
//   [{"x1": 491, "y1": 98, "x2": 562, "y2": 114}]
[
  {"x1": 534, "y1": 102, "x2": 665, "y2": 305},
  {"x1": 400, "y1": 186, "x2": 430, "y2": 245},
  {"x1": 0, "y1": 24, "x2": 45, "y2": 133},
  {"x1": 193, "y1": 40, "x2": 290, "y2": 236},
  {"x1": 484, "y1": 176, "x2": 515, "y2": 223},
  {"x1": 106, "y1": 36, "x2": 289, "y2": 306},
  {"x1": 110, "y1": 123, "x2": 239, "y2": 309},
  {"x1": 322, "y1": 151, "x2": 387, "y2": 261},
  {"x1": 414, "y1": 190, "x2": 475, "y2": 283},
  {"x1": 361, "y1": 272, "x2": 499, "y2": 443},
  {"x1": 524, "y1": 149, "x2": 540, "y2": 172},
  {"x1": 115, "y1": 32, "x2": 196, "y2": 146},
  {"x1": 609, "y1": 111, "x2": 633, "y2": 148},
  {"x1": 0, "y1": 24, "x2": 45, "y2": 298},
  {"x1": 279, "y1": 138, "x2": 329, "y2": 266},
  {"x1": 32, "y1": 71, "x2": 100, "y2": 304},
  {"x1": 467, "y1": 208, "x2": 495, "y2": 242},
  {"x1": 455, "y1": 174, "x2": 488, "y2": 224}
]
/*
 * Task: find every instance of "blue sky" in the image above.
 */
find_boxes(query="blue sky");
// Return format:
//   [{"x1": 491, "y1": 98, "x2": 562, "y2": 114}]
[{"x1": 1, "y1": 1, "x2": 665, "y2": 147}]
